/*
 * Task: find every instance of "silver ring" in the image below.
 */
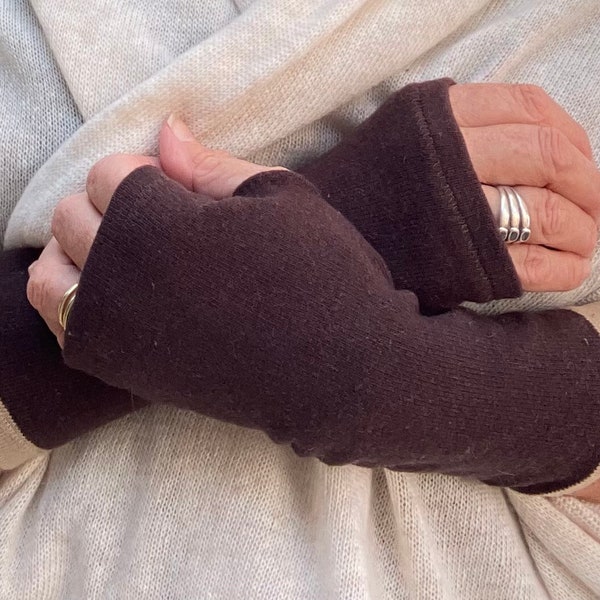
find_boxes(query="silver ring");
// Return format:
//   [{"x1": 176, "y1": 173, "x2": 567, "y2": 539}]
[
  {"x1": 503, "y1": 186, "x2": 521, "y2": 243},
  {"x1": 498, "y1": 187, "x2": 509, "y2": 242},
  {"x1": 514, "y1": 189, "x2": 531, "y2": 242},
  {"x1": 497, "y1": 185, "x2": 531, "y2": 244}
]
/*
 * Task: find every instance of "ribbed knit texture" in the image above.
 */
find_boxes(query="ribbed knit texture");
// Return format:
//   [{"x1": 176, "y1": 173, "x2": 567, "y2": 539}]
[{"x1": 2, "y1": 1, "x2": 600, "y2": 599}]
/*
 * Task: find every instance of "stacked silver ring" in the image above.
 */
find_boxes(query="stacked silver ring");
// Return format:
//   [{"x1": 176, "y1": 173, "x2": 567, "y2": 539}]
[{"x1": 497, "y1": 185, "x2": 531, "y2": 243}]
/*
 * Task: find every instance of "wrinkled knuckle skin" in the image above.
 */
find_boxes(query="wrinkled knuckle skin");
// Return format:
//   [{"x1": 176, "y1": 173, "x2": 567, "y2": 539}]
[
  {"x1": 539, "y1": 189, "x2": 563, "y2": 241},
  {"x1": 538, "y1": 126, "x2": 571, "y2": 182},
  {"x1": 514, "y1": 84, "x2": 549, "y2": 124},
  {"x1": 26, "y1": 269, "x2": 47, "y2": 311},
  {"x1": 521, "y1": 245, "x2": 550, "y2": 289}
]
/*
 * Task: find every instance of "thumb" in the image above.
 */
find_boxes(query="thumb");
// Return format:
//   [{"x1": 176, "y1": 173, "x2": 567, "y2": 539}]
[{"x1": 159, "y1": 114, "x2": 284, "y2": 198}]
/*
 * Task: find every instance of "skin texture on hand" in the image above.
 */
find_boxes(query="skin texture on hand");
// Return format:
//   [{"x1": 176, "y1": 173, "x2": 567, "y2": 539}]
[{"x1": 448, "y1": 83, "x2": 599, "y2": 292}]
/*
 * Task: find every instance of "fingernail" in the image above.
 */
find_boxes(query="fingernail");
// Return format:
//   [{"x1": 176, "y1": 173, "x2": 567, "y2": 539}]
[{"x1": 166, "y1": 113, "x2": 195, "y2": 142}]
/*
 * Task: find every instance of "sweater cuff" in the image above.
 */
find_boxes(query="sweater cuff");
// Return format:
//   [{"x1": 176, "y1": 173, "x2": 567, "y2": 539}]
[
  {"x1": 528, "y1": 302, "x2": 600, "y2": 497},
  {"x1": 508, "y1": 302, "x2": 600, "y2": 496},
  {"x1": 0, "y1": 258, "x2": 144, "y2": 468},
  {"x1": 300, "y1": 78, "x2": 521, "y2": 313}
]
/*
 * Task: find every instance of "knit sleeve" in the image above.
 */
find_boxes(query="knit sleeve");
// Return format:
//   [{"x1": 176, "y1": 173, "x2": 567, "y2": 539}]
[
  {"x1": 0, "y1": 78, "x2": 521, "y2": 470},
  {"x1": 299, "y1": 79, "x2": 522, "y2": 314},
  {"x1": 55, "y1": 166, "x2": 600, "y2": 495},
  {"x1": 0, "y1": 249, "x2": 147, "y2": 470}
]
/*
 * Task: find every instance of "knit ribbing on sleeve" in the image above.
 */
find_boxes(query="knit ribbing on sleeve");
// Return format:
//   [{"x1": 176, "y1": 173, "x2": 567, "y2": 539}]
[
  {"x1": 62, "y1": 166, "x2": 600, "y2": 494},
  {"x1": 299, "y1": 78, "x2": 521, "y2": 314}
]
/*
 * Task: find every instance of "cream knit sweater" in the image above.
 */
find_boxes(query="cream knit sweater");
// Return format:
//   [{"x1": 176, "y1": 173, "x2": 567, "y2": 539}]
[{"x1": 2, "y1": 1, "x2": 600, "y2": 598}]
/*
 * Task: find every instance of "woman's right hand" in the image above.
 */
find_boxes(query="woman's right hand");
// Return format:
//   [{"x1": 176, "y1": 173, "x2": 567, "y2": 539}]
[
  {"x1": 449, "y1": 83, "x2": 600, "y2": 292},
  {"x1": 159, "y1": 83, "x2": 600, "y2": 295}
]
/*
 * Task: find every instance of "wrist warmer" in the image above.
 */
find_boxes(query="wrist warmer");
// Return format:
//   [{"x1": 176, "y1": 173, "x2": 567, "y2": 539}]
[
  {"x1": 300, "y1": 78, "x2": 521, "y2": 313},
  {"x1": 0, "y1": 251, "x2": 146, "y2": 468},
  {"x1": 56, "y1": 166, "x2": 600, "y2": 494}
]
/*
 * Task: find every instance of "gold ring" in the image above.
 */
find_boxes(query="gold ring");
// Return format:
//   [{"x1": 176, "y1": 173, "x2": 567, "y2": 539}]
[{"x1": 58, "y1": 283, "x2": 79, "y2": 330}]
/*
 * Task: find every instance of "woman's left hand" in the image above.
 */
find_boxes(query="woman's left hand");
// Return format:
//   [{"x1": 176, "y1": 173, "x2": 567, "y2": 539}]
[{"x1": 27, "y1": 118, "x2": 279, "y2": 347}]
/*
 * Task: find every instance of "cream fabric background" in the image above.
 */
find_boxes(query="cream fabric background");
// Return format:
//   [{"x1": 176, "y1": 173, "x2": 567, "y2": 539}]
[{"x1": 1, "y1": 1, "x2": 600, "y2": 598}]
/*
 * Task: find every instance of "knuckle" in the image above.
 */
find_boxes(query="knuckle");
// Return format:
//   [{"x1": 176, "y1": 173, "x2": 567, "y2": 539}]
[
  {"x1": 539, "y1": 189, "x2": 563, "y2": 240},
  {"x1": 514, "y1": 84, "x2": 592, "y2": 159},
  {"x1": 513, "y1": 84, "x2": 549, "y2": 124},
  {"x1": 190, "y1": 148, "x2": 227, "y2": 183},
  {"x1": 86, "y1": 160, "x2": 104, "y2": 192},
  {"x1": 520, "y1": 245, "x2": 550, "y2": 288},
  {"x1": 537, "y1": 126, "x2": 572, "y2": 181},
  {"x1": 521, "y1": 244, "x2": 590, "y2": 291},
  {"x1": 27, "y1": 260, "x2": 38, "y2": 276},
  {"x1": 51, "y1": 196, "x2": 76, "y2": 239},
  {"x1": 86, "y1": 154, "x2": 121, "y2": 191},
  {"x1": 26, "y1": 268, "x2": 48, "y2": 310}
]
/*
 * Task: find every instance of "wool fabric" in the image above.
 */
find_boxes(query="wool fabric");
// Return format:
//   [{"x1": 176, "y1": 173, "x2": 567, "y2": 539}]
[{"x1": 2, "y1": 1, "x2": 600, "y2": 598}]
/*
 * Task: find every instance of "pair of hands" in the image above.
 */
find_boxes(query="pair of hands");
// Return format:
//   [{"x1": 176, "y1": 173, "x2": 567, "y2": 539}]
[
  {"x1": 25, "y1": 82, "x2": 600, "y2": 501},
  {"x1": 28, "y1": 84, "x2": 600, "y2": 349}
]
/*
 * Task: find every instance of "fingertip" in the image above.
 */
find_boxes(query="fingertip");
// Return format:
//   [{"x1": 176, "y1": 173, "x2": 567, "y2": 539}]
[
  {"x1": 159, "y1": 119, "x2": 195, "y2": 191},
  {"x1": 165, "y1": 113, "x2": 196, "y2": 142}
]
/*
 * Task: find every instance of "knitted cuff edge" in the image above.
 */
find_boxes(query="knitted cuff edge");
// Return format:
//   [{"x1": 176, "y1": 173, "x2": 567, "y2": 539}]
[
  {"x1": 531, "y1": 303, "x2": 600, "y2": 496},
  {"x1": 418, "y1": 80, "x2": 522, "y2": 301},
  {"x1": 0, "y1": 398, "x2": 44, "y2": 469},
  {"x1": 540, "y1": 463, "x2": 600, "y2": 497}
]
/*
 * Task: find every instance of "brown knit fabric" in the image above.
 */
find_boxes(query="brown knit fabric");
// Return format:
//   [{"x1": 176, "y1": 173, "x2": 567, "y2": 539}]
[
  {"x1": 0, "y1": 250, "x2": 146, "y2": 450},
  {"x1": 0, "y1": 79, "x2": 597, "y2": 494},
  {"x1": 0, "y1": 79, "x2": 520, "y2": 458},
  {"x1": 58, "y1": 166, "x2": 600, "y2": 494},
  {"x1": 299, "y1": 79, "x2": 521, "y2": 314}
]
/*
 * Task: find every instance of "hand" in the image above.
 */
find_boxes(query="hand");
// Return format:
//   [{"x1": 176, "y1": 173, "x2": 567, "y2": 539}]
[
  {"x1": 29, "y1": 82, "x2": 600, "y2": 342},
  {"x1": 451, "y1": 84, "x2": 600, "y2": 501},
  {"x1": 26, "y1": 119, "x2": 280, "y2": 347},
  {"x1": 157, "y1": 86, "x2": 600, "y2": 294},
  {"x1": 27, "y1": 116, "x2": 600, "y2": 502},
  {"x1": 160, "y1": 87, "x2": 600, "y2": 294},
  {"x1": 449, "y1": 83, "x2": 600, "y2": 292}
]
